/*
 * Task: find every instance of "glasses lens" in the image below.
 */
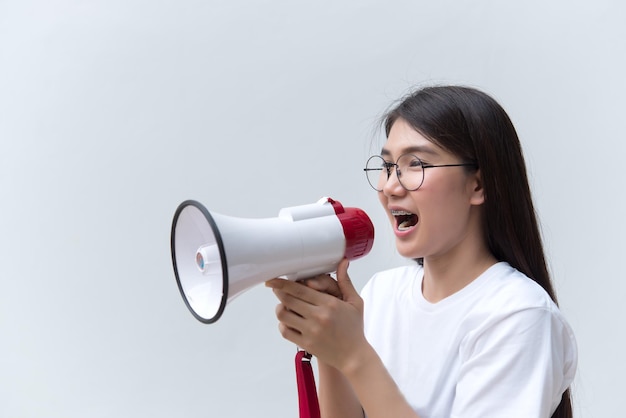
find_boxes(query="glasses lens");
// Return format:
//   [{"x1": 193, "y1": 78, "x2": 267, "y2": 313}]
[
  {"x1": 397, "y1": 154, "x2": 424, "y2": 191},
  {"x1": 365, "y1": 156, "x2": 387, "y2": 191}
]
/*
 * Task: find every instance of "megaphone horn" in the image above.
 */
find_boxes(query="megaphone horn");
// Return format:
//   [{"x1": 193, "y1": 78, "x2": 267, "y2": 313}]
[{"x1": 170, "y1": 197, "x2": 375, "y2": 324}]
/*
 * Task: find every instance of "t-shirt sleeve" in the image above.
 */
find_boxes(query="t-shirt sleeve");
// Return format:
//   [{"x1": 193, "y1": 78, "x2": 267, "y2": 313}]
[{"x1": 451, "y1": 306, "x2": 577, "y2": 417}]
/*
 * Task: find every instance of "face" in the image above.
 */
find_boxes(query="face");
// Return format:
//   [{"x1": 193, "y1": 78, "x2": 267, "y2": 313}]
[{"x1": 378, "y1": 118, "x2": 484, "y2": 261}]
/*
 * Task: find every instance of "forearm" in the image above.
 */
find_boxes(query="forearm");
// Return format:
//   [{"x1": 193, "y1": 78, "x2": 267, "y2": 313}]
[
  {"x1": 267, "y1": 267, "x2": 418, "y2": 417},
  {"x1": 317, "y1": 361, "x2": 363, "y2": 418},
  {"x1": 341, "y1": 344, "x2": 421, "y2": 418}
]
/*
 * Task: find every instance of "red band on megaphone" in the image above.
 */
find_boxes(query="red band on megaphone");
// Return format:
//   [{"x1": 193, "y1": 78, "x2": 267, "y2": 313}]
[{"x1": 328, "y1": 198, "x2": 375, "y2": 260}]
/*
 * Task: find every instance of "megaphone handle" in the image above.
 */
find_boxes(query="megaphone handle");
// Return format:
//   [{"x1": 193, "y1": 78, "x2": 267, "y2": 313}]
[{"x1": 295, "y1": 349, "x2": 321, "y2": 418}]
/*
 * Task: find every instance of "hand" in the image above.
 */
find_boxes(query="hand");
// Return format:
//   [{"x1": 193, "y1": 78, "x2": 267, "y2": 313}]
[
  {"x1": 300, "y1": 273, "x2": 342, "y2": 299},
  {"x1": 265, "y1": 259, "x2": 367, "y2": 373}
]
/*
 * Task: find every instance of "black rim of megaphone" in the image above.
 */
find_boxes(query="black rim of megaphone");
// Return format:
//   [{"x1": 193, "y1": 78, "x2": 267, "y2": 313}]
[{"x1": 171, "y1": 200, "x2": 229, "y2": 324}]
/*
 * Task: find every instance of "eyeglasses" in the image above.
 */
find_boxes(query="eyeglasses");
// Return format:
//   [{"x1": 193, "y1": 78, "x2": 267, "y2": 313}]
[{"x1": 364, "y1": 154, "x2": 478, "y2": 191}]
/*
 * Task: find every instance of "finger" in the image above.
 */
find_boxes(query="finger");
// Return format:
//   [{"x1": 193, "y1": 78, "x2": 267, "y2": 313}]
[
  {"x1": 275, "y1": 302, "x2": 307, "y2": 331},
  {"x1": 302, "y1": 275, "x2": 342, "y2": 298},
  {"x1": 272, "y1": 288, "x2": 319, "y2": 320},
  {"x1": 336, "y1": 259, "x2": 357, "y2": 301},
  {"x1": 265, "y1": 278, "x2": 286, "y2": 287},
  {"x1": 267, "y1": 278, "x2": 328, "y2": 306},
  {"x1": 277, "y1": 320, "x2": 304, "y2": 347}
]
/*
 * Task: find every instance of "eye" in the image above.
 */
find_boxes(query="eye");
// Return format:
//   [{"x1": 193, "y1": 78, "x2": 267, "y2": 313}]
[{"x1": 400, "y1": 154, "x2": 424, "y2": 171}]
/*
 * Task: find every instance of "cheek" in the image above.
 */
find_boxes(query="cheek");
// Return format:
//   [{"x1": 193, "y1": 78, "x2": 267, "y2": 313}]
[
  {"x1": 418, "y1": 183, "x2": 472, "y2": 229},
  {"x1": 377, "y1": 192, "x2": 396, "y2": 224},
  {"x1": 424, "y1": 202, "x2": 466, "y2": 232},
  {"x1": 377, "y1": 191, "x2": 388, "y2": 210}
]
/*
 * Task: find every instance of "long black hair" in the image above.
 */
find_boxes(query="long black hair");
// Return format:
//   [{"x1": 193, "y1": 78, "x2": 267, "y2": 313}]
[{"x1": 383, "y1": 85, "x2": 572, "y2": 418}]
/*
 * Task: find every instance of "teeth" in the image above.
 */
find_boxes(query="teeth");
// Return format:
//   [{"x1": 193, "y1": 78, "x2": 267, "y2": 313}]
[
  {"x1": 391, "y1": 210, "x2": 413, "y2": 216},
  {"x1": 398, "y1": 222, "x2": 413, "y2": 231}
]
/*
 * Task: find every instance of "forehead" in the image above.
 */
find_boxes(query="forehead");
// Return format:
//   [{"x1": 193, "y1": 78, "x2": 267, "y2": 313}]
[{"x1": 381, "y1": 118, "x2": 446, "y2": 159}]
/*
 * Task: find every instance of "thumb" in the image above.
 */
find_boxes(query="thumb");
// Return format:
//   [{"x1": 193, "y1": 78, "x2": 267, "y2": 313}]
[{"x1": 336, "y1": 258, "x2": 358, "y2": 302}]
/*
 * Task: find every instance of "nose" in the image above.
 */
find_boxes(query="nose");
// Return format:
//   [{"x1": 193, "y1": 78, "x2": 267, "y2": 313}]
[{"x1": 381, "y1": 166, "x2": 405, "y2": 196}]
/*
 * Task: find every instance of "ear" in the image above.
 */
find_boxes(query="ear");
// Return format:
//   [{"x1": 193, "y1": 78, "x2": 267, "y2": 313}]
[{"x1": 468, "y1": 169, "x2": 485, "y2": 206}]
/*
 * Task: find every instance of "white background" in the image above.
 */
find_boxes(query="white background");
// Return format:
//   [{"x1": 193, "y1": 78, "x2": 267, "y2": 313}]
[{"x1": 1, "y1": 1, "x2": 624, "y2": 417}]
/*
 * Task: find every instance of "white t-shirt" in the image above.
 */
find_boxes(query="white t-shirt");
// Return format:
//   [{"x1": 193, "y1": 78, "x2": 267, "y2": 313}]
[{"x1": 361, "y1": 262, "x2": 577, "y2": 418}]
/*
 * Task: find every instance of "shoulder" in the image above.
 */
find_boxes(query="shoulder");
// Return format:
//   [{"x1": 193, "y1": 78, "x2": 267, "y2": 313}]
[
  {"x1": 465, "y1": 263, "x2": 577, "y2": 343},
  {"x1": 474, "y1": 262, "x2": 556, "y2": 311},
  {"x1": 461, "y1": 263, "x2": 577, "y2": 360},
  {"x1": 453, "y1": 265, "x2": 578, "y2": 416}
]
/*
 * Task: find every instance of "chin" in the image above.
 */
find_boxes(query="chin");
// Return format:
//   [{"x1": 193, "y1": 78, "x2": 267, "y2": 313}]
[{"x1": 395, "y1": 241, "x2": 423, "y2": 260}]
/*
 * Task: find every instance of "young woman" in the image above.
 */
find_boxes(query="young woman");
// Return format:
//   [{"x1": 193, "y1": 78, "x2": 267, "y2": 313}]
[{"x1": 266, "y1": 85, "x2": 577, "y2": 418}]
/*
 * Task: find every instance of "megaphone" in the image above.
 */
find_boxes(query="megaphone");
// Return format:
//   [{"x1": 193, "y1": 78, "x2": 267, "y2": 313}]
[{"x1": 170, "y1": 197, "x2": 375, "y2": 324}]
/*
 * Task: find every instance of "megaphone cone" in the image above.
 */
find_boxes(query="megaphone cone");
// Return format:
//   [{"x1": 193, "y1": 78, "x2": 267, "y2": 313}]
[{"x1": 171, "y1": 197, "x2": 374, "y2": 323}]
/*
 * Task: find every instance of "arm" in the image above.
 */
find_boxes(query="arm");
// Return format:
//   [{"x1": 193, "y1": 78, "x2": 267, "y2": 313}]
[
  {"x1": 300, "y1": 272, "x2": 363, "y2": 417},
  {"x1": 317, "y1": 361, "x2": 363, "y2": 418},
  {"x1": 266, "y1": 260, "x2": 421, "y2": 418}
]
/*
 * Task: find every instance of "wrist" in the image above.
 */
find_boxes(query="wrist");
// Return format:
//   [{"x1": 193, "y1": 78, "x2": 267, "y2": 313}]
[{"x1": 340, "y1": 341, "x2": 378, "y2": 379}]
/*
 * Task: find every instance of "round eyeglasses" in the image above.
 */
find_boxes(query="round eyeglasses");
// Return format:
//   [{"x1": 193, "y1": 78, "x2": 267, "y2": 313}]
[{"x1": 364, "y1": 154, "x2": 478, "y2": 192}]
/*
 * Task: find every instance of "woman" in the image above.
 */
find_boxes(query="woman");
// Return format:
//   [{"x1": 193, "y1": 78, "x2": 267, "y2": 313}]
[{"x1": 266, "y1": 85, "x2": 577, "y2": 417}]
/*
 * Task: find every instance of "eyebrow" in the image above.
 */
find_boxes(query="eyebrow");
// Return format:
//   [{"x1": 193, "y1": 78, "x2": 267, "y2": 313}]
[{"x1": 380, "y1": 145, "x2": 440, "y2": 158}]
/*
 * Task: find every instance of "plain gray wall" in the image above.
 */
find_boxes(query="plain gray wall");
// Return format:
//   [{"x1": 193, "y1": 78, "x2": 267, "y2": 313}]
[{"x1": 1, "y1": 0, "x2": 624, "y2": 416}]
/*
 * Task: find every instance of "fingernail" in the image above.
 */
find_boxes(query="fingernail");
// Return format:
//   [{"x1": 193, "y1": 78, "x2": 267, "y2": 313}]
[{"x1": 265, "y1": 279, "x2": 282, "y2": 288}]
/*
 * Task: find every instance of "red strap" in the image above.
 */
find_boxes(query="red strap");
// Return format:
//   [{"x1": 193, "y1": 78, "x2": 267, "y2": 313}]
[{"x1": 295, "y1": 350, "x2": 321, "y2": 418}]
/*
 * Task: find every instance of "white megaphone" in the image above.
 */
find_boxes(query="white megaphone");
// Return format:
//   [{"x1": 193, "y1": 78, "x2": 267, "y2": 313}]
[{"x1": 170, "y1": 197, "x2": 375, "y2": 324}]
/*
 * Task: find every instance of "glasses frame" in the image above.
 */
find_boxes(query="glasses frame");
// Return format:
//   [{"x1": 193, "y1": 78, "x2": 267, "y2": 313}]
[{"x1": 364, "y1": 154, "x2": 478, "y2": 192}]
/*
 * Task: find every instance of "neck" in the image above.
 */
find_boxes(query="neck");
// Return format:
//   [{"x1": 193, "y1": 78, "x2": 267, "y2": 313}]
[{"x1": 421, "y1": 231, "x2": 497, "y2": 303}]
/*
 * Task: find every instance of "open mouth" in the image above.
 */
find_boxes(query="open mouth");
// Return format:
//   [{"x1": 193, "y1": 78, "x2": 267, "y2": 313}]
[{"x1": 391, "y1": 210, "x2": 418, "y2": 231}]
